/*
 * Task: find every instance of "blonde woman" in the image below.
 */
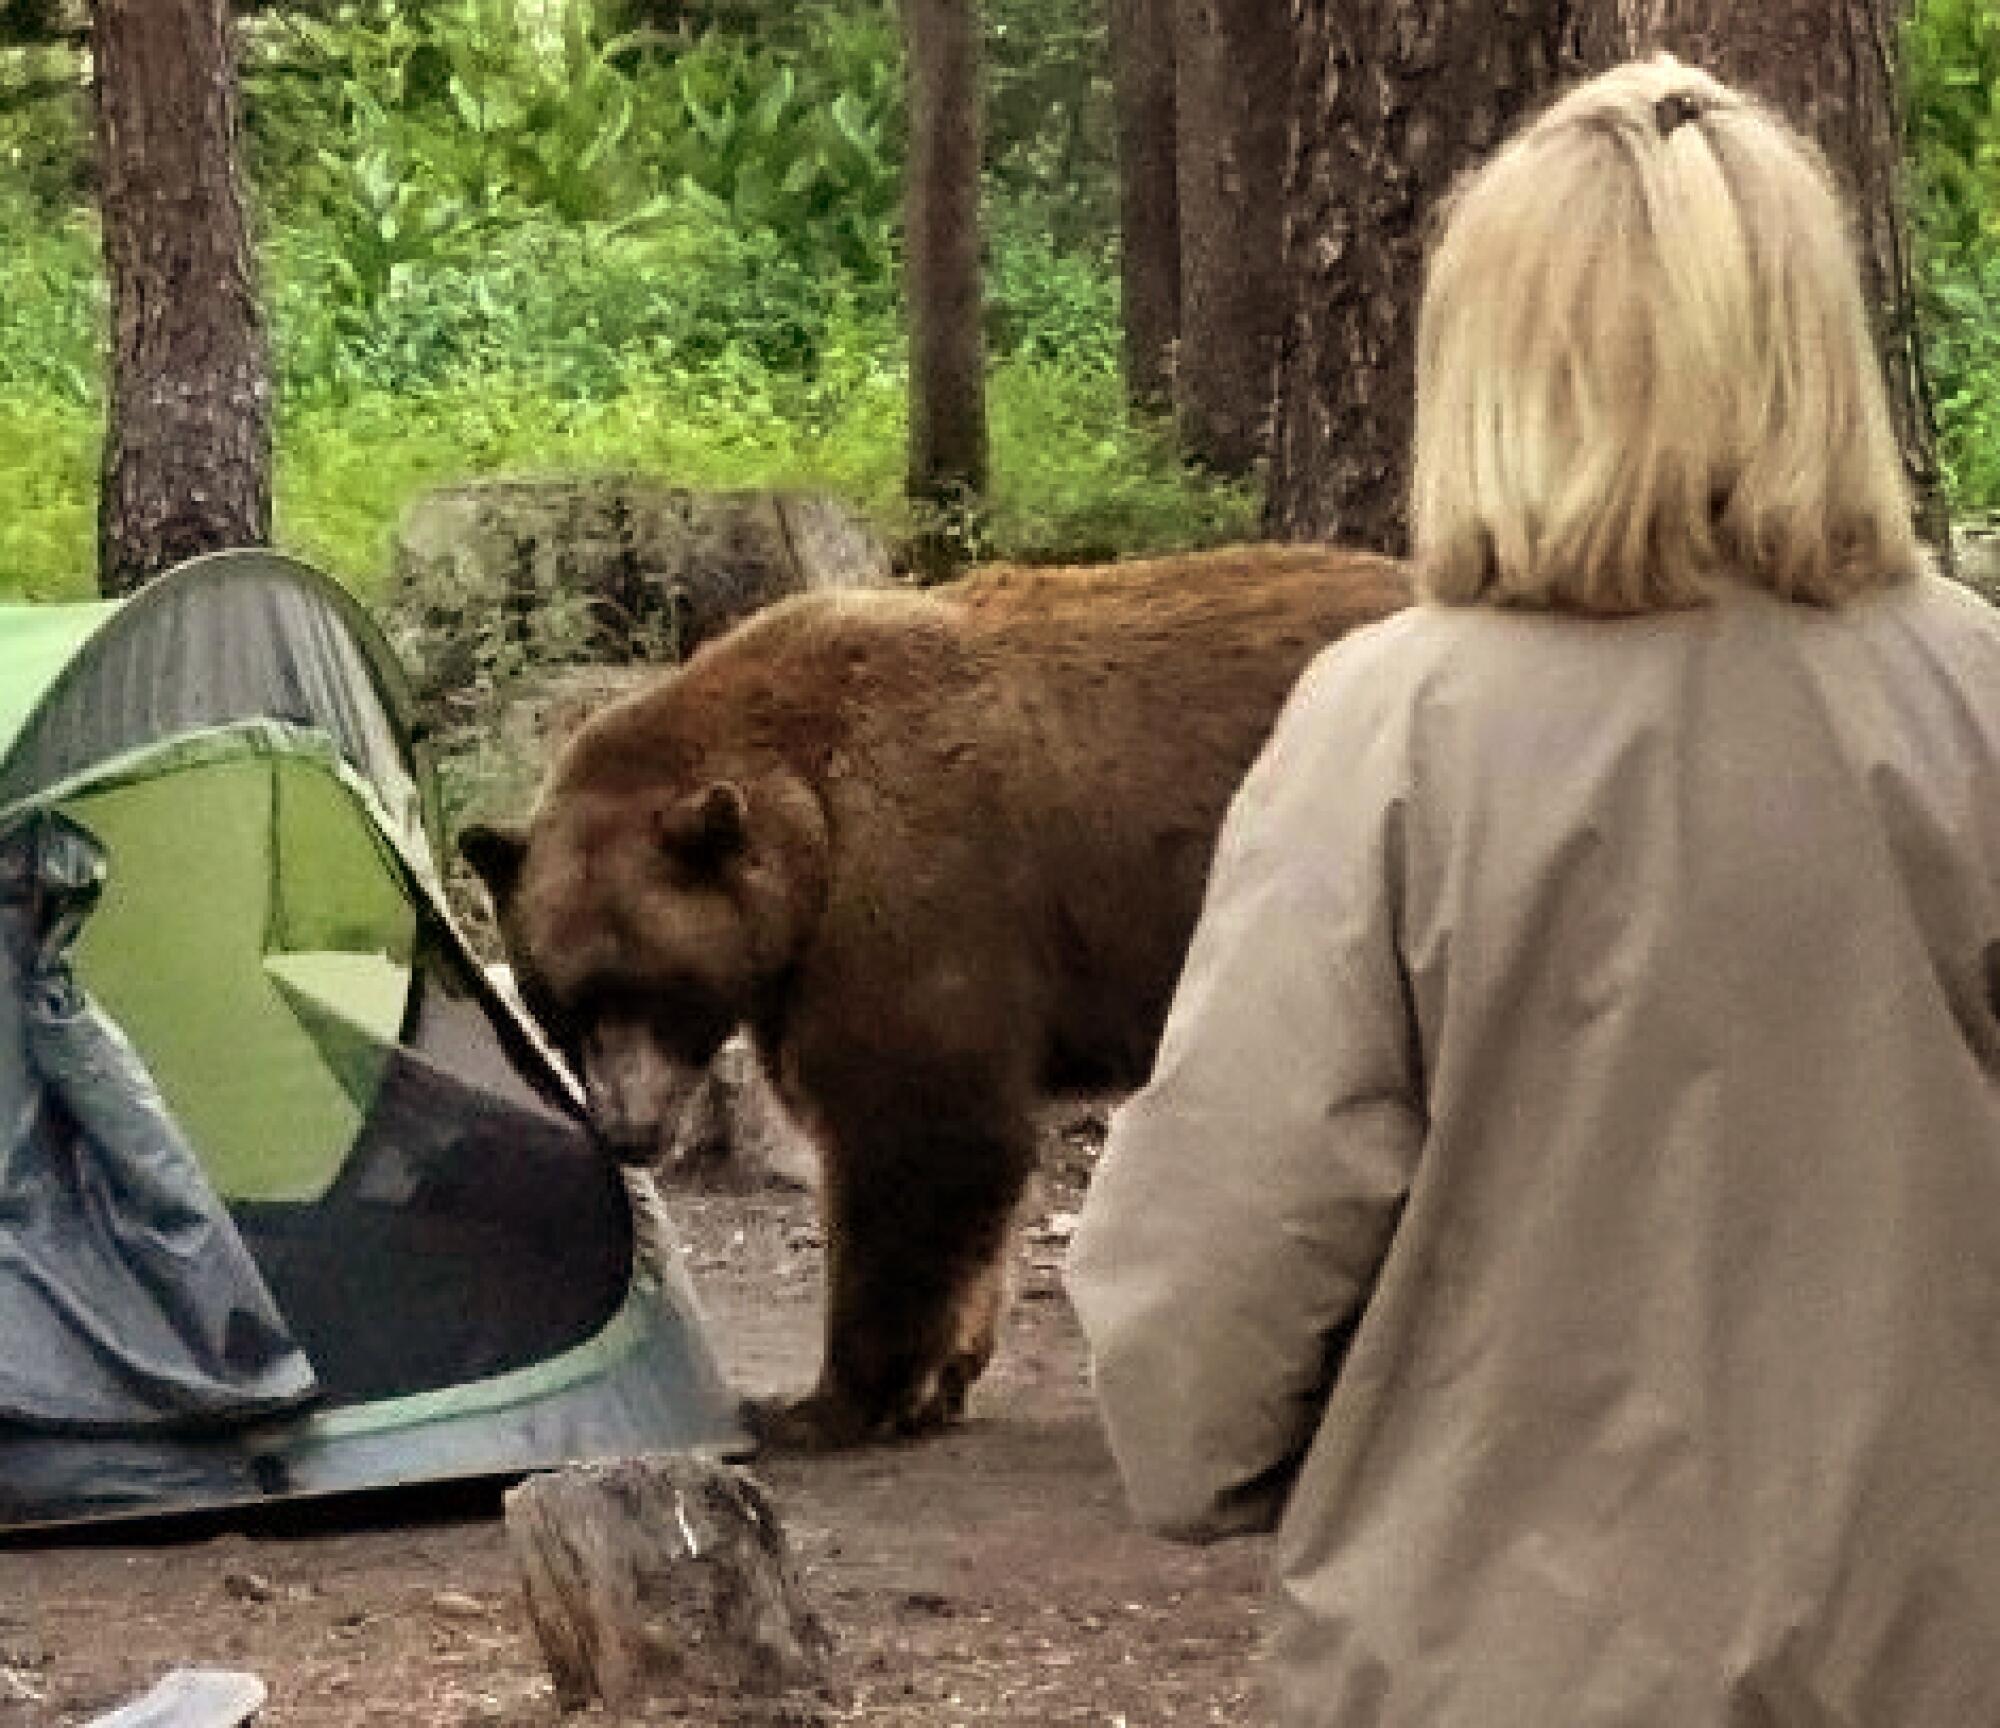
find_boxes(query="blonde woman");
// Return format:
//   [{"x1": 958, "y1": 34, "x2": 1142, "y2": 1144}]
[{"x1": 1069, "y1": 56, "x2": 2000, "y2": 1726}]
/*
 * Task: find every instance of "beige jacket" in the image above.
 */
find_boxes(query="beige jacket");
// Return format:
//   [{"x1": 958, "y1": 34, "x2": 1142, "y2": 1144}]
[{"x1": 1067, "y1": 576, "x2": 2000, "y2": 1726}]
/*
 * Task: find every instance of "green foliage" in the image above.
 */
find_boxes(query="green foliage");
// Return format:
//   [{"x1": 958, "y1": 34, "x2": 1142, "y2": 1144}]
[
  {"x1": 267, "y1": 200, "x2": 828, "y2": 400},
  {"x1": 271, "y1": 346, "x2": 1254, "y2": 611},
  {"x1": 244, "y1": 0, "x2": 903, "y2": 289},
  {"x1": 985, "y1": 226, "x2": 1121, "y2": 372},
  {"x1": 653, "y1": 3, "x2": 903, "y2": 280},
  {"x1": 0, "y1": 0, "x2": 1214, "y2": 606},
  {"x1": 984, "y1": 0, "x2": 1117, "y2": 252},
  {"x1": 1906, "y1": 0, "x2": 2000, "y2": 515},
  {"x1": 0, "y1": 393, "x2": 95, "y2": 601},
  {"x1": 1906, "y1": 0, "x2": 2000, "y2": 264},
  {"x1": 248, "y1": 1, "x2": 660, "y2": 225},
  {"x1": 0, "y1": 200, "x2": 97, "y2": 402},
  {"x1": 0, "y1": 44, "x2": 88, "y2": 217},
  {"x1": 1920, "y1": 244, "x2": 2000, "y2": 512},
  {"x1": 984, "y1": 360, "x2": 1258, "y2": 564}
]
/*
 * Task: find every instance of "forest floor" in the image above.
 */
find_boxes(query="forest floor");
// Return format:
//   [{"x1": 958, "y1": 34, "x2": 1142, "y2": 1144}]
[{"x1": 0, "y1": 1102, "x2": 1273, "y2": 1728}]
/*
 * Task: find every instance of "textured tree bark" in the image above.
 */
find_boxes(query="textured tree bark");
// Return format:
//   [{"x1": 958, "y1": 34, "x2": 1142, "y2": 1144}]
[
  {"x1": 91, "y1": 0, "x2": 271, "y2": 596},
  {"x1": 1171, "y1": 0, "x2": 1292, "y2": 472},
  {"x1": 1576, "y1": 0, "x2": 1945, "y2": 547},
  {"x1": 902, "y1": 0, "x2": 988, "y2": 510},
  {"x1": 505, "y1": 1456, "x2": 831, "y2": 1713},
  {"x1": 1109, "y1": 0, "x2": 1180, "y2": 412},
  {"x1": 1268, "y1": 0, "x2": 1938, "y2": 556},
  {"x1": 1266, "y1": 0, "x2": 1576, "y2": 550}
]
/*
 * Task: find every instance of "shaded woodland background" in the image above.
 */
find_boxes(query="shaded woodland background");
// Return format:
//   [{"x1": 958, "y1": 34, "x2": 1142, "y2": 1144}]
[{"x1": 0, "y1": 0, "x2": 1993, "y2": 606}]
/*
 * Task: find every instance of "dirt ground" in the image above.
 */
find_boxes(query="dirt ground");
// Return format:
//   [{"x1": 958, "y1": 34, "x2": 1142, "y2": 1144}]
[{"x1": 0, "y1": 1105, "x2": 1273, "y2": 1727}]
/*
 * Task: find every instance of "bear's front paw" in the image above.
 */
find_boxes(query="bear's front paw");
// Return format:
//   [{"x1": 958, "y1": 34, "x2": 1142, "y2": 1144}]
[{"x1": 741, "y1": 1389, "x2": 879, "y2": 1453}]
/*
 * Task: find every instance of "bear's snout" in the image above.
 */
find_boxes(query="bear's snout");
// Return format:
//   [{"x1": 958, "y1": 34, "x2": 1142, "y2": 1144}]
[
  {"x1": 578, "y1": 1021, "x2": 705, "y2": 1166},
  {"x1": 593, "y1": 1112, "x2": 665, "y2": 1166}
]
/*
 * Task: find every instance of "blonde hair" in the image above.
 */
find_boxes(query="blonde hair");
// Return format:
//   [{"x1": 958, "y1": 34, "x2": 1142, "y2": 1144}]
[{"x1": 1411, "y1": 56, "x2": 1920, "y2": 613}]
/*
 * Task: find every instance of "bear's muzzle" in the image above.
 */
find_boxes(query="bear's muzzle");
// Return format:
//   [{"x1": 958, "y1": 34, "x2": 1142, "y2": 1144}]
[{"x1": 579, "y1": 1021, "x2": 707, "y2": 1167}]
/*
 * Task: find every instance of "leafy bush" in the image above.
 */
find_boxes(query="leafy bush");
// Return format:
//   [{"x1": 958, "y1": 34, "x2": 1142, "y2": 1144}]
[
  {"x1": 1907, "y1": 0, "x2": 2000, "y2": 264},
  {"x1": 653, "y1": 4, "x2": 903, "y2": 282},
  {"x1": 245, "y1": 0, "x2": 904, "y2": 287},
  {"x1": 0, "y1": 202, "x2": 98, "y2": 403},
  {"x1": 11, "y1": 0, "x2": 1991, "y2": 607},
  {"x1": 268, "y1": 199, "x2": 831, "y2": 401},
  {"x1": 0, "y1": 394, "x2": 97, "y2": 601},
  {"x1": 1906, "y1": 0, "x2": 2000, "y2": 515},
  {"x1": 0, "y1": 43, "x2": 89, "y2": 218},
  {"x1": 984, "y1": 226, "x2": 1121, "y2": 372},
  {"x1": 268, "y1": 344, "x2": 1254, "y2": 610},
  {"x1": 985, "y1": 0, "x2": 1117, "y2": 252}
]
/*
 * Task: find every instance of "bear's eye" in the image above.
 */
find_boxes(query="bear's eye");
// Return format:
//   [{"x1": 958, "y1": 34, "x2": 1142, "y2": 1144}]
[{"x1": 572, "y1": 975, "x2": 738, "y2": 1070}]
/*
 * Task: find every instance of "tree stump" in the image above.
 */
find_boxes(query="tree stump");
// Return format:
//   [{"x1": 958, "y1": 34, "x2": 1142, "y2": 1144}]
[{"x1": 504, "y1": 1455, "x2": 831, "y2": 1713}]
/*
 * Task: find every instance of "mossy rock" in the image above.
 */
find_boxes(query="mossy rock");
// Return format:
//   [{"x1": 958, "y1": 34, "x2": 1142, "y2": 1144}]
[
  {"x1": 1953, "y1": 525, "x2": 2000, "y2": 607},
  {"x1": 387, "y1": 477, "x2": 895, "y2": 719}
]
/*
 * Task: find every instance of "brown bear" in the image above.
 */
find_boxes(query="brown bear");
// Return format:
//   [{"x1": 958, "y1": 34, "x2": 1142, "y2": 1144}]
[{"x1": 461, "y1": 544, "x2": 1411, "y2": 1449}]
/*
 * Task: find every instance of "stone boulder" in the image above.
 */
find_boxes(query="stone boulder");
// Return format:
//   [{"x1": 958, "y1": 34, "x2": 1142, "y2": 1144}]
[
  {"x1": 1954, "y1": 524, "x2": 2000, "y2": 606},
  {"x1": 661, "y1": 1031, "x2": 819, "y2": 1194},
  {"x1": 387, "y1": 477, "x2": 895, "y2": 721}
]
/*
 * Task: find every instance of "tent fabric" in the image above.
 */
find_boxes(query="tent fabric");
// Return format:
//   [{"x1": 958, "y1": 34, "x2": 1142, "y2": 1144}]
[
  {"x1": 0, "y1": 600, "x2": 116, "y2": 760},
  {"x1": 0, "y1": 550, "x2": 431, "y2": 862},
  {"x1": 48, "y1": 726, "x2": 420, "y2": 1203},
  {"x1": 0, "y1": 551, "x2": 745, "y2": 1531},
  {"x1": 0, "y1": 1266, "x2": 732, "y2": 1527},
  {"x1": 0, "y1": 809, "x2": 319, "y2": 1432}
]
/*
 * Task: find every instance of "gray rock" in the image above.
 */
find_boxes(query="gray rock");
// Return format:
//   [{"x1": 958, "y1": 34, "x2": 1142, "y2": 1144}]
[
  {"x1": 388, "y1": 478, "x2": 894, "y2": 720},
  {"x1": 663, "y1": 1031, "x2": 819, "y2": 1194},
  {"x1": 1952, "y1": 524, "x2": 2000, "y2": 605}
]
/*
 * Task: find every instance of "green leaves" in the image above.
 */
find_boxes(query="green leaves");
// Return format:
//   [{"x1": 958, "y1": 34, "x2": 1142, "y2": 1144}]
[
  {"x1": 653, "y1": 9, "x2": 902, "y2": 280},
  {"x1": 1906, "y1": 0, "x2": 2000, "y2": 512},
  {"x1": 1908, "y1": 0, "x2": 2000, "y2": 261}
]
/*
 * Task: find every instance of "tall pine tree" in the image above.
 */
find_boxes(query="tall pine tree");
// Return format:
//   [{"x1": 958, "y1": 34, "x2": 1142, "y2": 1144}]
[{"x1": 91, "y1": 0, "x2": 271, "y2": 595}]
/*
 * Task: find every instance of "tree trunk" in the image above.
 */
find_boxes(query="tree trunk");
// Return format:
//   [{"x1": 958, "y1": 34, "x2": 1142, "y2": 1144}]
[
  {"x1": 902, "y1": 0, "x2": 987, "y2": 512},
  {"x1": 1109, "y1": 0, "x2": 1179, "y2": 412},
  {"x1": 1576, "y1": 0, "x2": 1945, "y2": 547},
  {"x1": 1268, "y1": 0, "x2": 1938, "y2": 557},
  {"x1": 1171, "y1": 0, "x2": 1291, "y2": 473},
  {"x1": 91, "y1": 0, "x2": 270, "y2": 597},
  {"x1": 505, "y1": 1456, "x2": 830, "y2": 1714},
  {"x1": 1266, "y1": 1, "x2": 1575, "y2": 551}
]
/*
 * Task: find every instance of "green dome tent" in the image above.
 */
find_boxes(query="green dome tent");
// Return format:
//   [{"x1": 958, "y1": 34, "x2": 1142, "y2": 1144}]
[{"x1": 0, "y1": 550, "x2": 745, "y2": 1531}]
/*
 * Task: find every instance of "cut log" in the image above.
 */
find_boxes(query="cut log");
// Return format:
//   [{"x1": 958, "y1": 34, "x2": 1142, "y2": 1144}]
[{"x1": 504, "y1": 1455, "x2": 831, "y2": 1713}]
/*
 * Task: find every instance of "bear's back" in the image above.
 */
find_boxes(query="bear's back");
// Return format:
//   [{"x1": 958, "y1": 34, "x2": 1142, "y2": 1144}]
[
  {"x1": 566, "y1": 544, "x2": 1407, "y2": 799},
  {"x1": 944, "y1": 543, "x2": 1409, "y2": 815},
  {"x1": 941, "y1": 545, "x2": 1412, "y2": 1081}
]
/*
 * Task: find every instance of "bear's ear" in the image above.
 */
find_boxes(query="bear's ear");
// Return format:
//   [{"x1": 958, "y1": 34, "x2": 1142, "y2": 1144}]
[
  {"x1": 655, "y1": 780, "x2": 749, "y2": 870},
  {"x1": 459, "y1": 822, "x2": 529, "y2": 906}
]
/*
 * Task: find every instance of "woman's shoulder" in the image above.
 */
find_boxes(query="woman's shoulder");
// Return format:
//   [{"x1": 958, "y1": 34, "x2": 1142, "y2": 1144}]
[
  {"x1": 1297, "y1": 599, "x2": 1477, "y2": 687},
  {"x1": 1290, "y1": 598, "x2": 1591, "y2": 717},
  {"x1": 1899, "y1": 568, "x2": 2000, "y2": 638}
]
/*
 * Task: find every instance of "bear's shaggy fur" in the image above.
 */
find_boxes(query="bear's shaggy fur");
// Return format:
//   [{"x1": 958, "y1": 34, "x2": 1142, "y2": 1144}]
[{"x1": 463, "y1": 544, "x2": 1411, "y2": 1448}]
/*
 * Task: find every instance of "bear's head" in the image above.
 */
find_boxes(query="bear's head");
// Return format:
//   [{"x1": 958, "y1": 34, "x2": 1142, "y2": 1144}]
[{"x1": 462, "y1": 767, "x2": 828, "y2": 1164}]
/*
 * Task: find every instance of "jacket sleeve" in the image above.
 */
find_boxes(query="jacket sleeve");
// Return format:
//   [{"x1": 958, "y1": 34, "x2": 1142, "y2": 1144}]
[{"x1": 1065, "y1": 647, "x2": 1424, "y2": 1542}]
